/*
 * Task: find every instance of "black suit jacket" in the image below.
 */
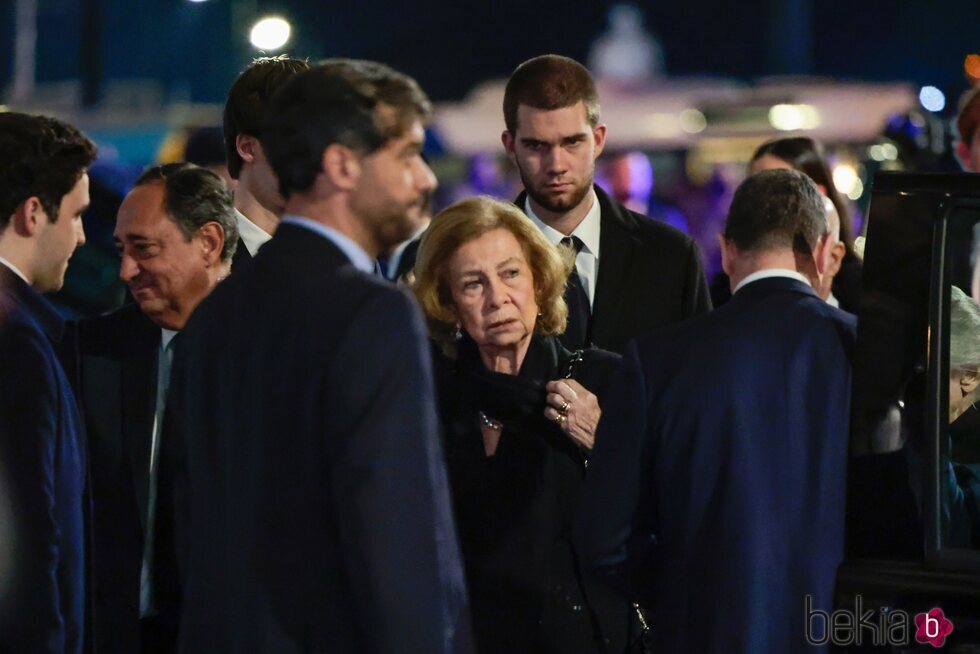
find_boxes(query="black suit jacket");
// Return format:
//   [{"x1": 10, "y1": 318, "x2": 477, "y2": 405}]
[
  {"x1": 71, "y1": 303, "x2": 172, "y2": 653},
  {"x1": 230, "y1": 237, "x2": 251, "y2": 273},
  {"x1": 517, "y1": 185, "x2": 711, "y2": 354},
  {"x1": 160, "y1": 222, "x2": 471, "y2": 653},
  {"x1": 0, "y1": 267, "x2": 87, "y2": 654}
]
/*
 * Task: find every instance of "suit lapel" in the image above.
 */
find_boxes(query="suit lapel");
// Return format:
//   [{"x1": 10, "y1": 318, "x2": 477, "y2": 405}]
[
  {"x1": 590, "y1": 186, "x2": 639, "y2": 347},
  {"x1": 122, "y1": 333, "x2": 158, "y2": 536}
]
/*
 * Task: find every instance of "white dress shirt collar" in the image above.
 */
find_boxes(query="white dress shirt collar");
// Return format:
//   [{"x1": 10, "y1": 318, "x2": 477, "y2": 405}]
[
  {"x1": 234, "y1": 209, "x2": 273, "y2": 257},
  {"x1": 733, "y1": 268, "x2": 812, "y2": 294},
  {"x1": 524, "y1": 188, "x2": 601, "y2": 257},
  {"x1": 280, "y1": 215, "x2": 375, "y2": 274},
  {"x1": 0, "y1": 256, "x2": 31, "y2": 286}
]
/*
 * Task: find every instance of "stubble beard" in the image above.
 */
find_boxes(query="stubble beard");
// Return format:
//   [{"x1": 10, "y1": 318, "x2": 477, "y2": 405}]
[{"x1": 517, "y1": 160, "x2": 594, "y2": 216}]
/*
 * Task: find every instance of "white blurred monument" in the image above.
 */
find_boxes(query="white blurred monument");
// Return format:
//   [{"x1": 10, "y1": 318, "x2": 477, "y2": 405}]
[{"x1": 588, "y1": 4, "x2": 665, "y2": 87}]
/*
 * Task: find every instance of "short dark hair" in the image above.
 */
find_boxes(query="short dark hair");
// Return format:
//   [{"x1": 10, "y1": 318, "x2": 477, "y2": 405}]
[
  {"x1": 262, "y1": 59, "x2": 433, "y2": 199},
  {"x1": 223, "y1": 56, "x2": 311, "y2": 179},
  {"x1": 957, "y1": 86, "x2": 980, "y2": 147},
  {"x1": 0, "y1": 112, "x2": 96, "y2": 232},
  {"x1": 751, "y1": 136, "x2": 854, "y2": 246},
  {"x1": 135, "y1": 163, "x2": 239, "y2": 262},
  {"x1": 503, "y1": 55, "x2": 600, "y2": 133},
  {"x1": 724, "y1": 168, "x2": 827, "y2": 254}
]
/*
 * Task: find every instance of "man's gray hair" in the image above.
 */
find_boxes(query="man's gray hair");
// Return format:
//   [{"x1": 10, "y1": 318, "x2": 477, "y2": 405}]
[{"x1": 135, "y1": 163, "x2": 238, "y2": 262}]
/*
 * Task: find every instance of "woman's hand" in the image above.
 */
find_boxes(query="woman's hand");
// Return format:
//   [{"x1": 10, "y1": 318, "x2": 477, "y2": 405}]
[{"x1": 544, "y1": 379, "x2": 600, "y2": 451}]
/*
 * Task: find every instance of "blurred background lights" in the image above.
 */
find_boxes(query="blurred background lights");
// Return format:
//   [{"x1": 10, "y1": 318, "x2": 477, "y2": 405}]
[
  {"x1": 678, "y1": 109, "x2": 707, "y2": 134},
  {"x1": 918, "y1": 86, "x2": 945, "y2": 112},
  {"x1": 645, "y1": 112, "x2": 681, "y2": 137},
  {"x1": 186, "y1": 0, "x2": 210, "y2": 3},
  {"x1": 250, "y1": 17, "x2": 291, "y2": 51},
  {"x1": 965, "y1": 54, "x2": 980, "y2": 81},
  {"x1": 768, "y1": 104, "x2": 821, "y2": 131},
  {"x1": 832, "y1": 163, "x2": 860, "y2": 199}
]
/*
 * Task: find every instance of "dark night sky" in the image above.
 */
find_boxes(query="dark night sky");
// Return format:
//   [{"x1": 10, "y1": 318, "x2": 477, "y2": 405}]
[{"x1": 1, "y1": 0, "x2": 977, "y2": 107}]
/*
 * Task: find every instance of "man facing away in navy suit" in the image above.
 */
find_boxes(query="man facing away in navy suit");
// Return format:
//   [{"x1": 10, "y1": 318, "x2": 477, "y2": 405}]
[
  {"x1": 0, "y1": 112, "x2": 96, "y2": 653},
  {"x1": 160, "y1": 60, "x2": 471, "y2": 653},
  {"x1": 576, "y1": 169, "x2": 856, "y2": 653}
]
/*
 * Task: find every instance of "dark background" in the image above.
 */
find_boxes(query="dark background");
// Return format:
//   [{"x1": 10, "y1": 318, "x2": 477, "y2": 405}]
[{"x1": 1, "y1": 0, "x2": 977, "y2": 107}]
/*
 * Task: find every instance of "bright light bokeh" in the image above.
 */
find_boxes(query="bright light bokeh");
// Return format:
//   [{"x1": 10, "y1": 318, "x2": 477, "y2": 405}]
[
  {"x1": 918, "y1": 86, "x2": 945, "y2": 112},
  {"x1": 768, "y1": 104, "x2": 821, "y2": 131},
  {"x1": 832, "y1": 163, "x2": 860, "y2": 198},
  {"x1": 250, "y1": 17, "x2": 291, "y2": 51},
  {"x1": 678, "y1": 109, "x2": 707, "y2": 134}
]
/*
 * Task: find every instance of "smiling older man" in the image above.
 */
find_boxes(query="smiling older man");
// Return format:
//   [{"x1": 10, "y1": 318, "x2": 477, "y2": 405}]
[{"x1": 71, "y1": 163, "x2": 237, "y2": 654}]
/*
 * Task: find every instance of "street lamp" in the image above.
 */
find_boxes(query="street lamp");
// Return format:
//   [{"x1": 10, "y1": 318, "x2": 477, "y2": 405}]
[{"x1": 249, "y1": 16, "x2": 291, "y2": 51}]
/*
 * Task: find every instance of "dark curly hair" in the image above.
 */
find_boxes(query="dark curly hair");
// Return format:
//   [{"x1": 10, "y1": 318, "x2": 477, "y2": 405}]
[{"x1": 0, "y1": 112, "x2": 97, "y2": 231}]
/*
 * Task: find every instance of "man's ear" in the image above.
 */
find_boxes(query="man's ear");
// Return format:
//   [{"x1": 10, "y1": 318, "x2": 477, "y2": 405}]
[
  {"x1": 11, "y1": 197, "x2": 46, "y2": 237},
  {"x1": 321, "y1": 144, "x2": 361, "y2": 191},
  {"x1": 718, "y1": 233, "x2": 735, "y2": 277},
  {"x1": 196, "y1": 222, "x2": 226, "y2": 266},
  {"x1": 501, "y1": 130, "x2": 516, "y2": 161},
  {"x1": 956, "y1": 141, "x2": 975, "y2": 172},
  {"x1": 592, "y1": 123, "x2": 607, "y2": 159},
  {"x1": 236, "y1": 134, "x2": 260, "y2": 165},
  {"x1": 813, "y1": 233, "x2": 833, "y2": 277}
]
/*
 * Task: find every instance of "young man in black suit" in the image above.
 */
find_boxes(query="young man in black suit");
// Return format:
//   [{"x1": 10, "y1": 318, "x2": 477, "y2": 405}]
[
  {"x1": 74, "y1": 163, "x2": 237, "y2": 654},
  {"x1": 502, "y1": 55, "x2": 711, "y2": 353},
  {"x1": 161, "y1": 60, "x2": 470, "y2": 654},
  {"x1": 0, "y1": 112, "x2": 95, "y2": 654},
  {"x1": 223, "y1": 55, "x2": 310, "y2": 270}
]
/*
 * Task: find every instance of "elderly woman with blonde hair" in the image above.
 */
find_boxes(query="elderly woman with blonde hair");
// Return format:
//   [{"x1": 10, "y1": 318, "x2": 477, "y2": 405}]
[{"x1": 413, "y1": 196, "x2": 632, "y2": 653}]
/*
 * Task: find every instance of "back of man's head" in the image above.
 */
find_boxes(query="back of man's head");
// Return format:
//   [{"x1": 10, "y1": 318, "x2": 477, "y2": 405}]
[
  {"x1": 223, "y1": 56, "x2": 311, "y2": 180},
  {"x1": 503, "y1": 54, "x2": 599, "y2": 134},
  {"x1": 725, "y1": 168, "x2": 827, "y2": 255},
  {"x1": 135, "y1": 162, "x2": 239, "y2": 263},
  {"x1": 262, "y1": 59, "x2": 432, "y2": 200},
  {"x1": 0, "y1": 112, "x2": 96, "y2": 233}
]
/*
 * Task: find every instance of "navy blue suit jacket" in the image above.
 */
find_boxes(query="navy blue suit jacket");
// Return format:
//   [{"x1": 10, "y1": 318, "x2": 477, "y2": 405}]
[
  {"x1": 576, "y1": 276, "x2": 856, "y2": 654},
  {"x1": 159, "y1": 223, "x2": 471, "y2": 653},
  {"x1": 0, "y1": 266, "x2": 86, "y2": 653}
]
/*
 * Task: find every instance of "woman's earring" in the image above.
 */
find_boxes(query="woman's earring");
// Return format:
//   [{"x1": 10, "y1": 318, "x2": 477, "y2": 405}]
[{"x1": 454, "y1": 321, "x2": 462, "y2": 340}]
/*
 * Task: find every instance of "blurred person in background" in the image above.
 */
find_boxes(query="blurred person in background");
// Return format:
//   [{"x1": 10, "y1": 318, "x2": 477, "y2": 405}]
[
  {"x1": 0, "y1": 112, "x2": 96, "y2": 654},
  {"x1": 712, "y1": 136, "x2": 862, "y2": 311},
  {"x1": 502, "y1": 54, "x2": 710, "y2": 354},
  {"x1": 183, "y1": 127, "x2": 235, "y2": 189},
  {"x1": 955, "y1": 86, "x2": 980, "y2": 173},
  {"x1": 72, "y1": 163, "x2": 237, "y2": 654},
  {"x1": 223, "y1": 55, "x2": 310, "y2": 270},
  {"x1": 413, "y1": 196, "x2": 632, "y2": 654},
  {"x1": 603, "y1": 151, "x2": 689, "y2": 232}
]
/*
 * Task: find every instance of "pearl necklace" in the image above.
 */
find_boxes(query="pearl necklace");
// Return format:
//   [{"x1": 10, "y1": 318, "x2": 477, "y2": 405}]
[{"x1": 478, "y1": 411, "x2": 502, "y2": 431}]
